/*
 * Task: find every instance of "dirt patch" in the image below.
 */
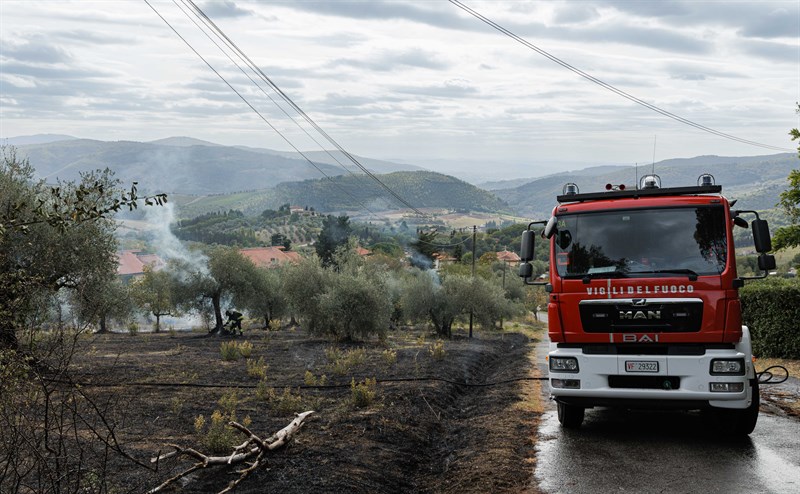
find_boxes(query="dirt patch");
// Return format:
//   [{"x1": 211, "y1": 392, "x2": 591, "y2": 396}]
[{"x1": 67, "y1": 326, "x2": 545, "y2": 493}]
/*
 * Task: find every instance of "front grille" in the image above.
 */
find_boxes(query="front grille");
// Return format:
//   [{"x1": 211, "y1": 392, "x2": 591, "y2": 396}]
[
  {"x1": 580, "y1": 344, "x2": 711, "y2": 355},
  {"x1": 579, "y1": 298, "x2": 703, "y2": 333},
  {"x1": 608, "y1": 376, "x2": 680, "y2": 390}
]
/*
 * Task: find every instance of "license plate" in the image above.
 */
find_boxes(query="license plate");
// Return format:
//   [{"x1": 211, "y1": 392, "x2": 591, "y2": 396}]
[{"x1": 625, "y1": 360, "x2": 659, "y2": 373}]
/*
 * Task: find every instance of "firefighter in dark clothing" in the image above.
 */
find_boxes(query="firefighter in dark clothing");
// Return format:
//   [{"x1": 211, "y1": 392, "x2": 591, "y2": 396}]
[{"x1": 225, "y1": 309, "x2": 244, "y2": 335}]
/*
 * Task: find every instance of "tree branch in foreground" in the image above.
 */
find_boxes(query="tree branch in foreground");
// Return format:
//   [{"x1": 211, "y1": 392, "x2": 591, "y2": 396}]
[{"x1": 148, "y1": 411, "x2": 314, "y2": 493}]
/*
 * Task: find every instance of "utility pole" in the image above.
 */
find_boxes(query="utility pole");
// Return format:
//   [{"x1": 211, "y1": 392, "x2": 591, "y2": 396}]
[
  {"x1": 500, "y1": 257, "x2": 507, "y2": 329},
  {"x1": 469, "y1": 225, "x2": 476, "y2": 338}
]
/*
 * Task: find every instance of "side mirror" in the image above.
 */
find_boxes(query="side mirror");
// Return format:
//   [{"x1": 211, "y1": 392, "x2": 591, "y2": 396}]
[
  {"x1": 758, "y1": 253, "x2": 776, "y2": 272},
  {"x1": 733, "y1": 216, "x2": 748, "y2": 228},
  {"x1": 543, "y1": 216, "x2": 558, "y2": 239},
  {"x1": 519, "y1": 262, "x2": 533, "y2": 278},
  {"x1": 520, "y1": 230, "x2": 535, "y2": 262},
  {"x1": 752, "y1": 219, "x2": 772, "y2": 253}
]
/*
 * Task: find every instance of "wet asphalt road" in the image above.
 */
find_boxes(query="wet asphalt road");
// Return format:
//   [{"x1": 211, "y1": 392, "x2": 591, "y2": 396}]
[{"x1": 532, "y1": 312, "x2": 800, "y2": 494}]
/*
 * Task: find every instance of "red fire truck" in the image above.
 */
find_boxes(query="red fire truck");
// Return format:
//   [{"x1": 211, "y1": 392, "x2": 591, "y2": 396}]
[{"x1": 519, "y1": 174, "x2": 775, "y2": 435}]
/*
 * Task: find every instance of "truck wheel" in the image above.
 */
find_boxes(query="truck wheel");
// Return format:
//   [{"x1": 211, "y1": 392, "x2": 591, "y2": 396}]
[
  {"x1": 732, "y1": 378, "x2": 760, "y2": 435},
  {"x1": 714, "y1": 378, "x2": 759, "y2": 436},
  {"x1": 557, "y1": 401, "x2": 585, "y2": 429}
]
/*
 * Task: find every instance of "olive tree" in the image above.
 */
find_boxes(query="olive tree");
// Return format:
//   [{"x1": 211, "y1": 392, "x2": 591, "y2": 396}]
[
  {"x1": 130, "y1": 265, "x2": 177, "y2": 332},
  {"x1": 0, "y1": 148, "x2": 166, "y2": 492},
  {"x1": 242, "y1": 267, "x2": 287, "y2": 329},
  {"x1": 774, "y1": 103, "x2": 800, "y2": 250},
  {"x1": 170, "y1": 246, "x2": 257, "y2": 334}
]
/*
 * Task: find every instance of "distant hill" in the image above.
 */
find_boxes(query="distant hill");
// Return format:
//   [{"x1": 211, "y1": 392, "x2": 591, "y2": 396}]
[
  {"x1": 480, "y1": 165, "x2": 632, "y2": 190},
  {"x1": 148, "y1": 136, "x2": 223, "y2": 147},
  {"x1": 497, "y1": 153, "x2": 798, "y2": 219},
  {"x1": 3, "y1": 134, "x2": 77, "y2": 146},
  {"x1": 15, "y1": 138, "x2": 345, "y2": 194},
  {"x1": 172, "y1": 170, "x2": 507, "y2": 218},
  {"x1": 13, "y1": 137, "x2": 424, "y2": 194},
  {"x1": 235, "y1": 149, "x2": 424, "y2": 175}
]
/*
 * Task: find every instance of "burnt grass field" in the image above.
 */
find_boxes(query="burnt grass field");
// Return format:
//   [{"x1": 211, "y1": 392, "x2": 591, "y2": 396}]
[{"x1": 68, "y1": 323, "x2": 547, "y2": 493}]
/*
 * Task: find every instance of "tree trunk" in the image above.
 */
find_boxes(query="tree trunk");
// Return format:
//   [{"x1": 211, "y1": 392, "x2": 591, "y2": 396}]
[
  {"x1": 97, "y1": 314, "x2": 108, "y2": 334},
  {"x1": 210, "y1": 293, "x2": 223, "y2": 334},
  {"x1": 155, "y1": 313, "x2": 161, "y2": 333}
]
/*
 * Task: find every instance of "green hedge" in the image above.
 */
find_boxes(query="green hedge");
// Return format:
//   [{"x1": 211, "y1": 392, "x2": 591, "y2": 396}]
[{"x1": 740, "y1": 277, "x2": 800, "y2": 359}]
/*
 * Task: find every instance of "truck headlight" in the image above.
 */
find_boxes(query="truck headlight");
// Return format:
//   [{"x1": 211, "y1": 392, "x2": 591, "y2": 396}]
[
  {"x1": 550, "y1": 357, "x2": 579, "y2": 373},
  {"x1": 710, "y1": 359, "x2": 745, "y2": 375}
]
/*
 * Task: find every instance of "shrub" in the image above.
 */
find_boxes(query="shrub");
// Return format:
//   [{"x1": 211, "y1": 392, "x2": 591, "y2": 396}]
[
  {"x1": 170, "y1": 396, "x2": 183, "y2": 416},
  {"x1": 246, "y1": 357, "x2": 268, "y2": 379},
  {"x1": 127, "y1": 322, "x2": 139, "y2": 336},
  {"x1": 741, "y1": 278, "x2": 800, "y2": 359},
  {"x1": 261, "y1": 387, "x2": 305, "y2": 415},
  {"x1": 381, "y1": 349, "x2": 397, "y2": 367},
  {"x1": 304, "y1": 371, "x2": 327, "y2": 386},
  {"x1": 194, "y1": 390, "x2": 251, "y2": 454},
  {"x1": 220, "y1": 341, "x2": 239, "y2": 361},
  {"x1": 217, "y1": 389, "x2": 238, "y2": 415},
  {"x1": 237, "y1": 340, "x2": 254, "y2": 358},
  {"x1": 326, "y1": 347, "x2": 367, "y2": 375},
  {"x1": 429, "y1": 340, "x2": 446, "y2": 360},
  {"x1": 350, "y1": 377, "x2": 377, "y2": 408},
  {"x1": 196, "y1": 410, "x2": 236, "y2": 454}
]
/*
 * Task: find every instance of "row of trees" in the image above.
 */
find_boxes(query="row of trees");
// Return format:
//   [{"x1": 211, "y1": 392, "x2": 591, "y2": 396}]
[{"x1": 113, "y1": 238, "x2": 536, "y2": 341}]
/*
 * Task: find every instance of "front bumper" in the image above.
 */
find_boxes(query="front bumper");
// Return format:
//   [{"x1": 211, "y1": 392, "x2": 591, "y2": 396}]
[{"x1": 548, "y1": 345, "x2": 755, "y2": 410}]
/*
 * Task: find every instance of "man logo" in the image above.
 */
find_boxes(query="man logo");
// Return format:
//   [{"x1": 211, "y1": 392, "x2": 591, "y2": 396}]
[{"x1": 619, "y1": 310, "x2": 661, "y2": 320}]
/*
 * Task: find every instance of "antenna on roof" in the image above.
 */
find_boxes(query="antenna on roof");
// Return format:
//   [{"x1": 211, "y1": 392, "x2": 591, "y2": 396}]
[{"x1": 652, "y1": 135, "x2": 657, "y2": 175}]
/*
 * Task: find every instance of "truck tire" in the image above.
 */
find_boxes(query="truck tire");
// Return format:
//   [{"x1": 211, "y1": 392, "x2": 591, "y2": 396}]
[
  {"x1": 557, "y1": 401, "x2": 585, "y2": 428},
  {"x1": 713, "y1": 378, "x2": 759, "y2": 436},
  {"x1": 732, "y1": 378, "x2": 760, "y2": 435}
]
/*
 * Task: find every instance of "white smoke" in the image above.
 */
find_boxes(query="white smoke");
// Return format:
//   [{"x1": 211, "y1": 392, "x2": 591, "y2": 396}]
[{"x1": 144, "y1": 202, "x2": 209, "y2": 274}]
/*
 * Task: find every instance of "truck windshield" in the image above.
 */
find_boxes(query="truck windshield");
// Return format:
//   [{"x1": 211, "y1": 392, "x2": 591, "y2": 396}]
[{"x1": 555, "y1": 206, "x2": 727, "y2": 279}]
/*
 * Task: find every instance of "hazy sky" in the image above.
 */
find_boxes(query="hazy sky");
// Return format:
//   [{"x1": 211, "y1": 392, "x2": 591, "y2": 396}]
[{"x1": 1, "y1": 0, "x2": 798, "y2": 178}]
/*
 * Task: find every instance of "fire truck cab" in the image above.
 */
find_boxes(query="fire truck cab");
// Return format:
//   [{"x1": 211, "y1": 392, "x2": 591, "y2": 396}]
[{"x1": 519, "y1": 174, "x2": 775, "y2": 435}]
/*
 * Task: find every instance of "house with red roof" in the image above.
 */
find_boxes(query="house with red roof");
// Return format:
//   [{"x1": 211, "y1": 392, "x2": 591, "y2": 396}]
[
  {"x1": 117, "y1": 250, "x2": 165, "y2": 282},
  {"x1": 496, "y1": 250, "x2": 521, "y2": 264},
  {"x1": 239, "y1": 247, "x2": 302, "y2": 269}
]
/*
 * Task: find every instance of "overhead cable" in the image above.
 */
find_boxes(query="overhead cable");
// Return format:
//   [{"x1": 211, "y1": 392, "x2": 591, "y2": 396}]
[
  {"x1": 144, "y1": 0, "x2": 380, "y2": 220},
  {"x1": 179, "y1": 0, "x2": 428, "y2": 217},
  {"x1": 450, "y1": 0, "x2": 793, "y2": 153},
  {"x1": 173, "y1": 0, "x2": 376, "y2": 191}
]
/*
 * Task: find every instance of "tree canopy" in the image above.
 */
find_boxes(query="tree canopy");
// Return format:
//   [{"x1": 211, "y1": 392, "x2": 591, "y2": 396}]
[
  {"x1": 0, "y1": 147, "x2": 164, "y2": 349},
  {"x1": 773, "y1": 103, "x2": 800, "y2": 250}
]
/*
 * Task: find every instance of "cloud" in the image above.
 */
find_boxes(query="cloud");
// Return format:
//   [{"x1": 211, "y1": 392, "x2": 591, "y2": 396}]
[
  {"x1": 330, "y1": 47, "x2": 450, "y2": 72},
  {"x1": 52, "y1": 29, "x2": 138, "y2": 46},
  {"x1": 739, "y1": 7, "x2": 799, "y2": 38},
  {"x1": 197, "y1": 1, "x2": 254, "y2": 19},
  {"x1": 553, "y1": 4, "x2": 600, "y2": 24},
  {"x1": 393, "y1": 80, "x2": 480, "y2": 98},
  {"x1": 1, "y1": 36, "x2": 72, "y2": 64},
  {"x1": 276, "y1": 0, "x2": 474, "y2": 30},
  {"x1": 738, "y1": 39, "x2": 798, "y2": 62}
]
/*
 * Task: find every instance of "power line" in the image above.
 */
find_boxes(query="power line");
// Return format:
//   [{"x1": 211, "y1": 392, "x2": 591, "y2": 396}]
[
  {"x1": 172, "y1": 0, "x2": 376, "y2": 190},
  {"x1": 143, "y1": 0, "x2": 381, "y2": 220},
  {"x1": 176, "y1": 0, "x2": 429, "y2": 217},
  {"x1": 450, "y1": 0, "x2": 793, "y2": 153}
]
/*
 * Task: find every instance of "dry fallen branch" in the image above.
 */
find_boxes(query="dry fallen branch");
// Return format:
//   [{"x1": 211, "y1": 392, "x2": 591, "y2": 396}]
[{"x1": 148, "y1": 411, "x2": 314, "y2": 493}]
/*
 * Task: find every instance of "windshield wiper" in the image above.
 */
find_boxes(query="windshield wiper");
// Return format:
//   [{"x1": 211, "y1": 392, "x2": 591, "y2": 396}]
[
  {"x1": 563, "y1": 271, "x2": 629, "y2": 281},
  {"x1": 648, "y1": 269, "x2": 699, "y2": 281}
]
